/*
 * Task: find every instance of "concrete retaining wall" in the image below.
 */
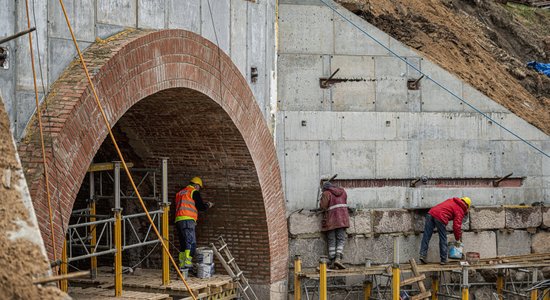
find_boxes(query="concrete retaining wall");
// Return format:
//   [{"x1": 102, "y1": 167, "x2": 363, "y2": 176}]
[{"x1": 289, "y1": 205, "x2": 549, "y2": 266}]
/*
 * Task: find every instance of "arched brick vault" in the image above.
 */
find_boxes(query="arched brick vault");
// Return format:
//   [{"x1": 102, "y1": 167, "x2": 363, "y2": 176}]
[{"x1": 18, "y1": 29, "x2": 288, "y2": 284}]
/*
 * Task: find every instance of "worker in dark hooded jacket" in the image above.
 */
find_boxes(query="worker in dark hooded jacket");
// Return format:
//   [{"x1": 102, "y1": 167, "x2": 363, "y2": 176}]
[
  {"x1": 419, "y1": 197, "x2": 471, "y2": 265},
  {"x1": 319, "y1": 182, "x2": 350, "y2": 269}
]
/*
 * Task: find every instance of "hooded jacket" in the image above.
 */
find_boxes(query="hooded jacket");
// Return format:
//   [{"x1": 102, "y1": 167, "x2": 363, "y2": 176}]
[
  {"x1": 428, "y1": 197, "x2": 469, "y2": 241},
  {"x1": 320, "y1": 186, "x2": 350, "y2": 231}
]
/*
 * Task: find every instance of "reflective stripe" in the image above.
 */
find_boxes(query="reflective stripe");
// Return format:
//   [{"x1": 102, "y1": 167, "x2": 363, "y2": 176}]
[
  {"x1": 328, "y1": 204, "x2": 348, "y2": 210},
  {"x1": 179, "y1": 200, "x2": 195, "y2": 205},
  {"x1": 177, "y1": 206, "x2": 198, "y2": 213}
]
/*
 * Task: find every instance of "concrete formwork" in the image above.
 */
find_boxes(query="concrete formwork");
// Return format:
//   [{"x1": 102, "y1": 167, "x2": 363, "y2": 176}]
[
  {"x1": 278, "y1": 0, "x2": 549, "y2": 212},
  {"x1": 1, "y1": 0, "x2": 277, "y2": 139}
]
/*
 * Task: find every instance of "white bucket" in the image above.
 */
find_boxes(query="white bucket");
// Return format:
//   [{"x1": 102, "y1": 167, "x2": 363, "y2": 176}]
[
  {"x1": 196, "y1": 263, "x2": 215, "y2": 278},
  {"x1": 196, "y1": 248, "x2": 214, "y2": 264}
]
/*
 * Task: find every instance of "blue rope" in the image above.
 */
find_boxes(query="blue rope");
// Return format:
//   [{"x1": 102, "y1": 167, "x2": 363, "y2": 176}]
[{"x1": 319, "y1": 0, "x2": 549, "y2": 159}]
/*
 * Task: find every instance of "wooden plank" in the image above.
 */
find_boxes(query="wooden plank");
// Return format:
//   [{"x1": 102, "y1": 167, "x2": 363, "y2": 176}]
[
  {"x1": 34, "y1": 270, "x2": 90, "y2": 284},
  {"x1": 409, "y1": 259, "x2": 427, "y2": 293},
  {"x1": 400, "y1": 274, "x2": 426, "y2": 287},
  {"x1": 88, "y1": 162, "x2": 134, "y2": 172},
  {"x1": 411, "y1": 291, "x2": 432, "y2": 300}
]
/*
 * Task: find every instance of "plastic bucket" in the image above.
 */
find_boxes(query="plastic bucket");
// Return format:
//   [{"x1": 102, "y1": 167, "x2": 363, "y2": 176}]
[
  {"x1": 196, "y1": 263, "x2": 215, "y2": 278},
  {"x1": 196, "y1": 248, "x2": 214, "y2": 264}
]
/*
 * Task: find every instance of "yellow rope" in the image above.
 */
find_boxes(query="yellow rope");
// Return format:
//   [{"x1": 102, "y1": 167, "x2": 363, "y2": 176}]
[
  {"x1": 56, "y1": 1, "x2": 196, "y2": 298},
  {"x1": 24, "y1": 0, "x2": 58, "y2": 276}
]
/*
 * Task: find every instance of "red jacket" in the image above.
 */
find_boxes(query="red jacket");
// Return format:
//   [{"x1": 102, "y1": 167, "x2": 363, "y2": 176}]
[
  {"x1": 429, "y1": 197, "x2": 468, "y2": 241},
  {"x1": 320, "y1": 186, "x2": 350, "y2": 231}
]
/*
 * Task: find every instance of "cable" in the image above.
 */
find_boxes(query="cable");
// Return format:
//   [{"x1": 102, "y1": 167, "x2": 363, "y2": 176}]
[
  {"x1": 319, "y1": 0, "x2": 549, "y2": 159},
  {"x1": 131, "y1": 242, "x2": 159, "y2": 270},
  {"x1": 55, "y1": 1, "x2": 196, "y2": 298}
]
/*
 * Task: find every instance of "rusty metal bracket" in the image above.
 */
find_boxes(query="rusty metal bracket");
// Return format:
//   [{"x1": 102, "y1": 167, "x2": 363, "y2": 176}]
[
  {"x1": 320, "y1": 68, "x2": 340, "y2": 88},
  {"x1": 410, "y1": 178, "x2": 421, "y2": 187},
  {"x1": 407, "y1": 75, "x2": 425, "y2": 90},
  {"x1": 493, "y1": 172, "x2": 513, "y2": 187}
]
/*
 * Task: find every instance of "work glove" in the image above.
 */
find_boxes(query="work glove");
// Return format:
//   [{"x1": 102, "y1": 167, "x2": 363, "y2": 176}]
[{"x1": 207, "y1": 202, "x2": 214, "y2": 208}]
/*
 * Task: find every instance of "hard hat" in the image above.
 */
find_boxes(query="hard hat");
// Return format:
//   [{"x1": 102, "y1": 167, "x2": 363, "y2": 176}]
[
  {"x1": 461, "y1": 197, "x2": 471, "y2": 208},
  {"x1": 190, "y1": 177, "x2": 203, "y2": 188}
]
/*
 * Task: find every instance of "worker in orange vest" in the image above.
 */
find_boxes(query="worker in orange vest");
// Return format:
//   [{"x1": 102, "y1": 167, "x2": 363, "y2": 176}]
[{"x1": 175, "y1": 177, "x2": 214, "y2": 270}]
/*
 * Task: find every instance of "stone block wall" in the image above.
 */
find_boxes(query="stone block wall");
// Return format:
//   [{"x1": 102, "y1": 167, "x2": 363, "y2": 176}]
[{"x1": 289, "y1": 205, "x2": 550, "y2": 268}]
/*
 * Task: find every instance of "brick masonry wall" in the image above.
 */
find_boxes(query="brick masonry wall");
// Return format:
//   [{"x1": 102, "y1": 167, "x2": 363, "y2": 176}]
[{"x1": 18, "y1": 29, "x2": 287, "y2": 284}]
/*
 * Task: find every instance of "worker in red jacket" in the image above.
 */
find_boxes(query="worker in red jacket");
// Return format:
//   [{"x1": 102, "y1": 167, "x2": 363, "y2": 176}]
[
  {"x1": 419, "y1": 197, "x2": 471, "y2": 265},
  {"x1": 320, "y1": 182, "x2": 350, "y2": 269}
]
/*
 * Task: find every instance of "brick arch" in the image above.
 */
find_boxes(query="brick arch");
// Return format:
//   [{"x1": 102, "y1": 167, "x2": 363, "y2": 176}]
[{"x1": 18, "y1": 29, "x2": 287, "y2": 284}]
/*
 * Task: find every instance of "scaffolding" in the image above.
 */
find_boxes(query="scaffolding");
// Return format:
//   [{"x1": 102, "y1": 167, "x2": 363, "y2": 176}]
[
  {"x1": 62, "y1": 158, "x2": 171, "y2": 293},
  {"x1": 293, "y1": 238, "x2": 550, "y2": 300}
]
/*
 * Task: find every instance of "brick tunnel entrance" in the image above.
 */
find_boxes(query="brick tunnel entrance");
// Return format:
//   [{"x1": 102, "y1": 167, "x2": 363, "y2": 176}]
[{"x1": 18, "y1": 30, "x2": 287, "y2": 289}]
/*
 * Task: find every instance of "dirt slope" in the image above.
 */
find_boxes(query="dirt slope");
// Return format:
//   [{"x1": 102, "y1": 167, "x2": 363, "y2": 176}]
[{"x1": 337, "y1": 0, "x2": 550, "y2": 135}]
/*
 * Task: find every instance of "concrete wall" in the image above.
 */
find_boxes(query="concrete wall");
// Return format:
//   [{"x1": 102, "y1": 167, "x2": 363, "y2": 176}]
[
  {"x1": 277, "y1": 0, "x2": 549, "y2": 212},
  {"x1": 0, "y1": 0, "x2": 277, "y2": 139}
]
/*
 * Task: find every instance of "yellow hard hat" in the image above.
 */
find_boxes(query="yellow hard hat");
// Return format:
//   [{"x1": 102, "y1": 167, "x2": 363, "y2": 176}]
[
  {"x1": 461, "y1": 197, "x2": 471, "y2": 208},
  {"x1": 190, "y1": 177, "x2": 203, "y2": 188}
]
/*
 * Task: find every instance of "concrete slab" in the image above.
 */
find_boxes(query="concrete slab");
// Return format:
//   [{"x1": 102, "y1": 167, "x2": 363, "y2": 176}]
[
  {"x1": 230, "y1": 0, "x2": 247, "y2": 77},
  {"x1": 505, "y1": 206, "x2": 542, "y2": 229},
  {"x1": 288, "y1": 211, "x2": 322, "y2": 236},
  {"x1": 138, "y1": 0, "x2": 166, "y2": 29},
  {"x1": 289, "y1": 237, "x2": 326, "y2": 268},
  {"x1": 498, "y1": 113, "x2": 548, "y2": 141},
  {"x1": 332, "y1": 6, "x2": 390, "y2": 56},
  {"x1": 414, "y1": 188, "x2": 463, "y2": 209},
  {"x1": 532, "y1": 232, "x2": 550, "y2": 254},
  {"x1": 277, "y1": 54, "x2": 324, "y2": 110},
  {"x1": 492, "y1": 141, "x2": 543, "y2": 177},
  {"x1": 278, "y1": 4, "x2": 333, "y2": 54},
  {"x1": 345, "y1": 188, "x2": 378, "y2": 209},
  {"x1": 97, "y1": 0, "x2": 137, "y2": 27},
  {"x1": 48, "y1": 38, "x2": 91, "y2": 86},
  {"x1": 461, "y1": 188, "x2": 496, "y2": 206},
  {"x1": 275, "y1": 112, "x2": 286, "y2": 198},
  {"x1": 95, "y1": 23, "x2": 125, "y2": 40},
  {"x1": 375, "y1": 141, "x2": 410, "y2": 178},
  {"x1": 463, "y1": 140, "x2": 494, "y2": 178},
  {"x1": 330, "y1": 55, "x2": 376, "y2": 111},
  {"x1": 462, "y1": 83, "x2": 508, "y2": 113},
  {"x1": 343, "y1": 235, "x2": 394, "y2": 264},
  {"x1": 421, "y1": 60, "x2": 463, "y2": 112},
  {"x1": 397, "y1": 235, "x2": 422, "y2": 263},
  {"x1": 284, "y1": 111, "x2": 341, "y2": 140},
  {"x1": 463, "y1": 231, "x2": 497, "y2": 259},
  {"x1": 419, "y1": 140, "x2": 463, "y2": 178},
  {"x1": 372, "y1": 209, "x2": 413, "y2": 233},
  {"x1": 49, "y1": 0, "x2": 95, "y2": 41},
  {"x1": 376, "y1": 187, "x2": 410, "y2": 209},
  {"x1": 201, "y1": 0, "x2": 230, "y2": 54},
  {"x1": 331, "y1": 55, "x2": 375, "y2": 78},
  {"x1": 167, "y1": 0, "x2": 200, "y2": 33},
  {"x1": 284, "y1": 141, "x2": 320, "y2": 210},
  {"x1": 470, "y1": 207, "x2": 505, "y2": 230},
  {"x1": 348, "y1": 210, "x2": 372, "y2": 235},
  {"x1": 389, "y1": 38, "x2": 419, "y2": 58},
  {"x1": 331, "y1": 141, "x2": 376, "y2": 178},
  {"x1": 341, "y1": 112, "x2": 398, "y2": 140},
  {"x1": 411, "y1": 209, "x2": 430, "y2": 232},
  {"x1": 15, "y1": 92, "x2": 42, "y2": 139},
  {"x1": 247, "y1": 0, "x2": 267, "y2": 109},
  {"x1": 497, "y1": 230, "x2": 531, "y2": 256},
  {"x1": 375, "y1": 77, "x2": 408, "y2": 112}
]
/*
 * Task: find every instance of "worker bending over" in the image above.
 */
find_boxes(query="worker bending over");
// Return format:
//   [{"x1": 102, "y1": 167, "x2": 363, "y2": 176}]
[
  {"x1": 320, "y1": 182, "x2": 350, "y2": 269},
  {"x1": 174, "y1": 177, "x2": 214, "y2": 271},
  {"x1": 419, "y1": 197, "x2": 471, "y2": 265}
]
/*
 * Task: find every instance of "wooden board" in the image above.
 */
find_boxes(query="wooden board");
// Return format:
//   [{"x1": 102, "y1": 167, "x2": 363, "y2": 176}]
[{"x1": 69, "y1": 287, "x2": 169, "y2": 300}]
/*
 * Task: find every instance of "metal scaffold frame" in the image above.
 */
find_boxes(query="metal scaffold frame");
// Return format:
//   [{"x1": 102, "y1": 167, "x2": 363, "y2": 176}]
[
  {"x1": 294, "y1": 236, "x2": 550, "y2": 300},
  {"x1": 61, "y1": 158, "x2": 172, "y2": 294}
]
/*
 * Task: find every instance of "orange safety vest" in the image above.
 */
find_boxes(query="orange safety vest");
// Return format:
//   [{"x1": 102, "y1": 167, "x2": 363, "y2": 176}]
[{"x1": 175, "y1": 186, "x2": 198, "y2": 221}]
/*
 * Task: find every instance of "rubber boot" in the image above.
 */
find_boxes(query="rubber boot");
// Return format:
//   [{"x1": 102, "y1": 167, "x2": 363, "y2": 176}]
[
  {"x1": 184, "y1": 249, "x2": 193, "y2": 268},
  {"x1": 334, "y1": 253, "x2": 346, "y2": 270},
  {"x1": 178, "y1": 252, "x2": 186, "y2": 269}
]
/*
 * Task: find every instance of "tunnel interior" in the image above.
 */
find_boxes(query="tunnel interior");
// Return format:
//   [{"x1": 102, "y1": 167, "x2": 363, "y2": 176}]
[{"x1": 70, "y1": 88, "x2": 270, "y2": 282}]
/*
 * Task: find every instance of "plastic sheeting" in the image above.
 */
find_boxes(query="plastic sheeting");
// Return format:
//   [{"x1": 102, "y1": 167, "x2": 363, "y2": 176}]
[{"x1": 527, "y1": 61, "x2": 550, "y2": 77}]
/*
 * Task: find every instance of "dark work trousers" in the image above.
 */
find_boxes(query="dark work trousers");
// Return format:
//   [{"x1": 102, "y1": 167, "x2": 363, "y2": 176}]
[
  {"x1": 419, "y1": 214, "x2": 448, "y2": 262},
  {"x1": 176, "y1": 220, "x2": 197, "y2": 256},
  {"x1": 327, "y1": 228, "x2": 346, "y2": 260}
]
